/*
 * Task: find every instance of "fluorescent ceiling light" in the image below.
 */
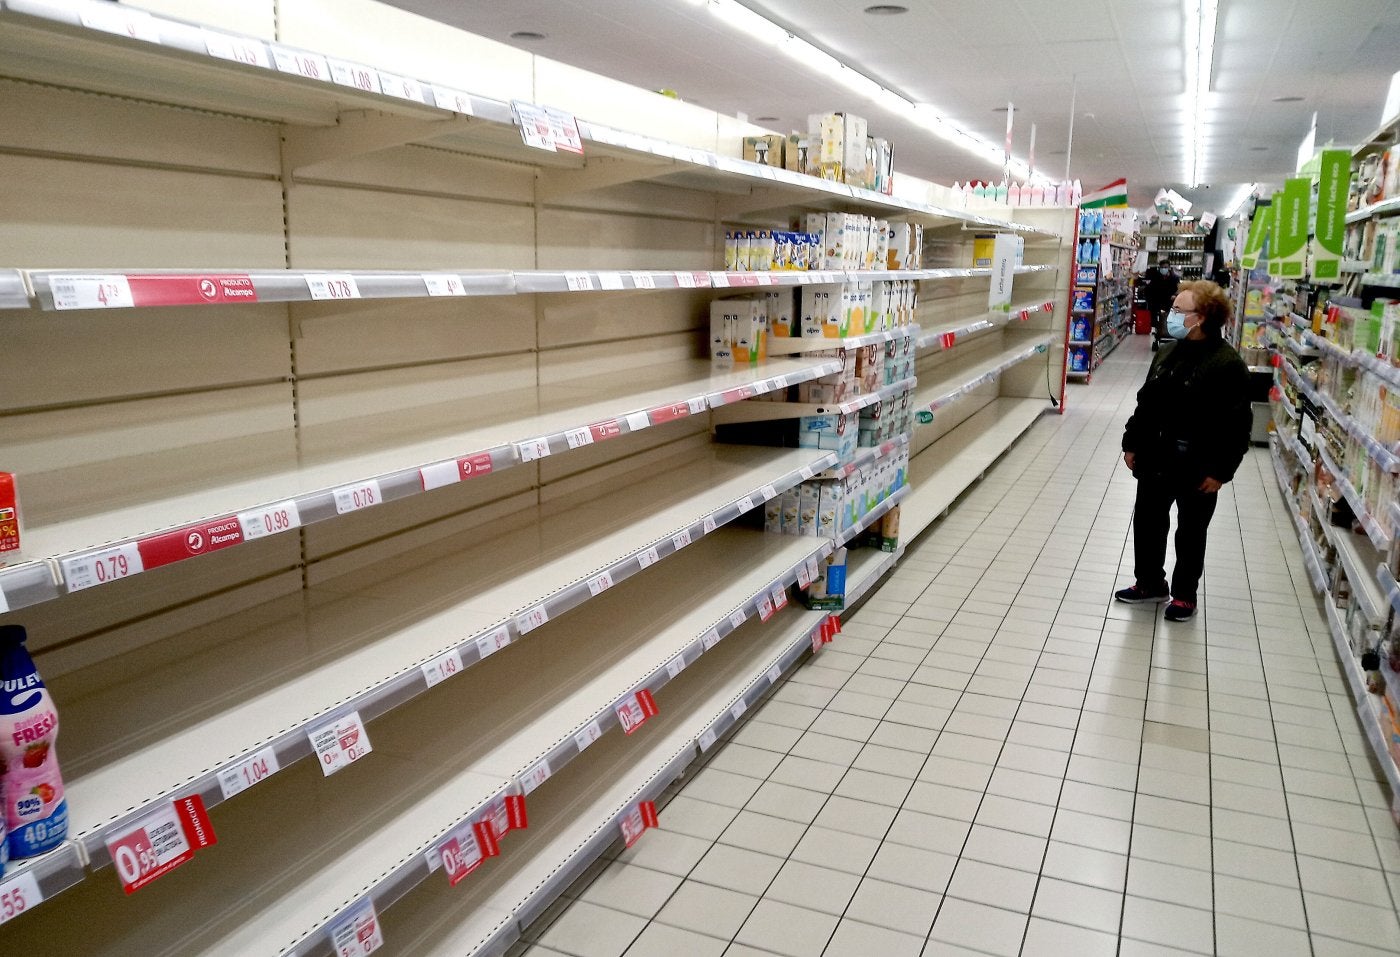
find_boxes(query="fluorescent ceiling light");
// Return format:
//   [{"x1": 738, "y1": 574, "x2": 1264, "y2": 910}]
[
  {"x1": 1223, "y1": 182, "x2": 1256, "y2": 218},
  {"x1": 1184, "y1": 0, "x2": 1219, "y2": 187},
  {"x1": 699, "y1": 0, "x2": 1052, "y2": 183}
]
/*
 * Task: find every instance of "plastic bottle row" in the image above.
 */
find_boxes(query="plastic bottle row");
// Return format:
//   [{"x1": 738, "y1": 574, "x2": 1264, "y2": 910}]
[{"x1": 949, "y1": 179, "x2": 1083, "y2": 208}]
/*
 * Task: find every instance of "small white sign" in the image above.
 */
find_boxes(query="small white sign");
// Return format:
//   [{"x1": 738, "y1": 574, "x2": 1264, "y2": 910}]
[
  {"x1": 671, "y1": 529, "x2": 692, "y2": 550},
  {"x1": 0, "y1": 870, "x2": 42, "y2": 927},
  {"x1": 332, "y1": 479, "x2": 381, "y2": 515},
  {"x1": 50, "y1": 274, "x2": 133, "y2": 310},
  {"x1": 475, "y1": 626, "x2": 512, "y2": 660},
  {"x1": 238, "y1": 500, "x2": 301, "y2": 540},
  {"x1": 309, "y1": 711, "x2": 372, "y2": 776},
  {"x1": 306, "y1": 274, "x2": 361, "y2": 300},
  {"x1": 587, "y1": 572, "x2": 614, "y2": 596},
  {"x1": 574, "y1": 721, "x2": 603, "y2": 752},
  {"x1": 203, "y1": 31, "x2": 271, "y2": 69},
  {"x1": 564, "y1": 427, "x2": 594, "y2": 450},
  {"x1": 422, "y1": 273, "x2": 466, "y2": 296},
  {"x1": 61, "y1": 542, "x2": 144, "y2": 592},
  {"x1": 521, "y1": 758, "x2": 552, "y2": 794},
  {"x1": 328, "y1": 59, "x2": 379, "y2": 93},
  {"x1": 516, "y1": 437, "x2": 551, "y2": 462},
  {"x1": 217, "y1": 746, "x2": 280, "y2": 800},
  {"x1": 515, "y1": 605, "x2": 549, "y2": 635},
  {"x1": 638, "y1": 546, "x2": 661, "y2": 569},
  {"x1": 631, "y1": 272, "x2": 657, "y2": 289},
  {"x1": 330, "y1": 899, "x2": 384, "y2": 957},
  {"x1": 377, "y1": 70, "x2": 427, "y2": 103},
  {"x1": 433, "y1": 85, "x2": 475, "y2": 114},
  {"x1": 421, "y1": 649, "x2": 463, "y2": 687},
  {"x1": 666, "y1": 655, "x2": 686, "y2": 679},
  {"x1": 564, "y1": 271, "x2": 594, "y2": 291}
]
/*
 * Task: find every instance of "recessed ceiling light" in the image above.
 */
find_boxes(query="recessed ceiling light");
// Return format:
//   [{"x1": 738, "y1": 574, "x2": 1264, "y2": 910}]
[
  {"x1": 754, "y1": 116, "x2": 779, "y2": 123},
  {"x1": 509, "y1": 30, "x2": 546, "y2": 41},
  {"x1": 1249, "y1": 145, "x2": 1269, "y2": 151},
  {"x1": 991, "y1": 106, "x2": 1009, "y2": 112},
  {"x1": 1272, "y1": 95, "x2": 1304, "y2": 102},
  {"x1": 864, "y1": 5, "x2": 909, "y2": 14}
]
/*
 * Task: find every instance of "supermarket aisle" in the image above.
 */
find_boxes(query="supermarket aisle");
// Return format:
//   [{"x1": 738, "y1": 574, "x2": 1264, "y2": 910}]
[{"x1": 514, "y1": 335, "x2": 1400, "y2": 957}]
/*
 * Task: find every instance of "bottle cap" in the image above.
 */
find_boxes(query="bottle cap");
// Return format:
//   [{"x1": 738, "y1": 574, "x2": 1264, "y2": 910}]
[{"x1": 0, "y1": 624, "x2": 26, "y2": 645}]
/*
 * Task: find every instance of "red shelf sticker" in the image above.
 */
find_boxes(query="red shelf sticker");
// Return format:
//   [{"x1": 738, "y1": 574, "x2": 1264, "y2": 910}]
[
  {"x1": 940, "y1": 331, "x2": 956, "y2": 349},
  {"x1": 616, "y1": 689, "x2": 659, "y2": 735},
  {"x1": 107, "y1": 796, "x2": 217, "y2": 894},
  {"x1": 719, "y1": 385, "x2": 757, "y2": 405},
  {"x1": 620, "y1": 800, "x2": 659, "y2": 847},
  {"x1": 138, "y1": 516, "x2": 246, "y2": 571},
  {"x1": 648, "y1": 402, "x2": 693, "y2": 425},
  {"x1": 590, "y1": 419, "x2": 623, "y2": 442}
]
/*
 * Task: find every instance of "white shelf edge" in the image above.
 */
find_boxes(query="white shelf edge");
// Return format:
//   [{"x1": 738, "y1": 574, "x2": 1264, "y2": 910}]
[
  {"x1": 1345, "y1": 196, "x2": 1400, "y2": 224},
  {"x1": 766, "y1": 323, "x2": 919, "y2": 356},
  {"x1": 815, "y1": 434, "x2": 909, "y2": 480},
  {"x1": 915, "y1": 335, "x2": 1053, "y2": 416}
]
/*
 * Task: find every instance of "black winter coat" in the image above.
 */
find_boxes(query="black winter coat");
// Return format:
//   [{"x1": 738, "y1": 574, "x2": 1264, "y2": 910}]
[{"x1": 1122, "y1": 335, "x2": 1252, "y2": 483}]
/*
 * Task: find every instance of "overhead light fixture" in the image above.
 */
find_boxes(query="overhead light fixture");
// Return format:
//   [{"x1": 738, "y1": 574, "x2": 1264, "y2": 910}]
[
  {"x1": 754, "y1": 116, "x2": 779, "y2": 123},
  {"x1": 1223, "y1": 182, "x2": 1257, "y2": 218},
  {"x1": 863, "y1": 4, "x2": 909, "y2": 14},
  {"x1": 1183, "y1": 0, "x2": 1219, "y2": 187},
  {"x1": 509, "y1": 30, "x2": 547, "y2": 41},
  {"x1": 1272, "y1": 95, "x2": 1304, "y2": 103},
  {"x1": 696, "y1": 0, "x2": 1050, "y2": 182}
]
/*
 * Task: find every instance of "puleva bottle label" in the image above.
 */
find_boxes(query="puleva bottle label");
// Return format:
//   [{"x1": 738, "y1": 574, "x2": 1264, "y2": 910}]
[{"x1": 1, "y1": 628, "x2": 68, "y2": 858}]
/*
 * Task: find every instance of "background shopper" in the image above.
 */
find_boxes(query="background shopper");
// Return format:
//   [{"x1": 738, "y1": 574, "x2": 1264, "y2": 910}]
[
  {"x1": 1139, "y1": 257, "x2": 1180, "y2": 349},
  {"x1": 1116, "y1": 280, "x2": 1251, "y2": 621}
]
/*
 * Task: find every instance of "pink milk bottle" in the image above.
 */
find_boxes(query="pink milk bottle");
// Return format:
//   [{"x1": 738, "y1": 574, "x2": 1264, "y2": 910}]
[{"x1": 1, "y1": 625, "x2": 67, "y2": 858}]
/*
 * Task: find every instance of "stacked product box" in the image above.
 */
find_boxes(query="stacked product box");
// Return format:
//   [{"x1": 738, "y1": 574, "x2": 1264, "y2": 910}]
[
  {"x1": 859, "y1": 388, "x2": 914, "y2": 447},
  {"x1": 806, "y1": 212, "x2": 889, "y2": 271},
  {"x1": 709, "y1": 298, "x2": 769, "y2": 369},
  {"x1": 767, "y1": 447, "x2": 910, "y2": 539},
  {"x1": 721, "y1": 214, "x2": 921, "y2": 274}
]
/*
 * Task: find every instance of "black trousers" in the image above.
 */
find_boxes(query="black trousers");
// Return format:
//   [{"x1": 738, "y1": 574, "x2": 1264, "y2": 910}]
[{"x1": 1133, "y1": 469, "x2": 1219, "y2": 603}]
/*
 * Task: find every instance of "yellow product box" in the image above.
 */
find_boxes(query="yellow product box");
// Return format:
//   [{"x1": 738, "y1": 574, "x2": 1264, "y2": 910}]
[
  {"x1": 743, "y1": 134, "x2": 785, "y2": 168},
  {"x1": 972, "y1": 234, "x2": 997, "y2": 268}
]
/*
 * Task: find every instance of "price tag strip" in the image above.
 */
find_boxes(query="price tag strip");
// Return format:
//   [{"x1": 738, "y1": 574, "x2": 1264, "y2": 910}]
[
  {"x1": 329, "y1": 898, "x2": 384, "y2": 956},
  {"x1": 0, "y1": 869, "x2": 42, "y2": 927},
  {"x1": 217, "y1": 746, "x2": 280, "y2": 801},
  {"x1": 105, "y1": 796, "x2": 217, "y2": 894}
]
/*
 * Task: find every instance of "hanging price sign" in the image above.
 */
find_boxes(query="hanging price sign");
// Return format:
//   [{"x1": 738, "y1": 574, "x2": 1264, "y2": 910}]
[
  {"x1": 757, "y1": 592, "x2": 775, "y2": 621},
  {"x1": 309, "y1": 711, "x2": 372, "y2": 775},
  {"x1": 330, "y1": 899, "x2": 384, "y2": 956},
  {"x1": 217, "y1": 746, "x2": 280, "y2": 800},
  {"x1": 615, "y1": 689, "x2": 659, "y2": 735},
  {"x1": 512, "y1": 101, "x2": 557, "y2": 151},
  {"x1": 545, "y1": 108, "x2": 584, "y2": 154},
  {"x1": 619, "y1": 801, "x2": 659, "y2": 847},
  {"x1": 106, "y1": 796, "x2": 217, "y2": 894},
  {"x1": 770, "y1": 584, "x2": 788, "y2": 611},
  {"x1": 941, "y1": 332, "x2": 957, "y2": 349}
]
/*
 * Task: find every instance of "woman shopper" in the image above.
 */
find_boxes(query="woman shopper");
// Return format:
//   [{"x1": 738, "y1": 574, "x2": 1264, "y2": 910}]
[{"x1": 1115, "y1": 280, "x2": 1251, "y2": 622}]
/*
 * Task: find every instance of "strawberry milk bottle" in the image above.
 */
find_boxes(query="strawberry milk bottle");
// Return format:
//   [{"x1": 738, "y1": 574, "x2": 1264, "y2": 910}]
[{"x1": 1, "y1": 625, "x2": 67, "y2": 858}]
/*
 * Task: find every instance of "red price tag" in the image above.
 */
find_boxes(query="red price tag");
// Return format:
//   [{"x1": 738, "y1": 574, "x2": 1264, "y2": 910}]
[
  {"x1": 770, "y1": 584, "x2": 788, "y2": 611},
  {"x1": 217, "y1": 746, "x2": 280, "y2": 800},
  {"x1": 720, "y1": 386, "x2": 757, "y2": 404},
  {"x1": 106, "y1": 796, "x2": 217, "y2": 894},
  {"x1": 138, "y1": 516, "x2": 246, "y2": 571},
  {"x1": 309, "y1": 712, "x2": 372, "y2": 775},
  {"x1": 420, "y1": 452, "x2": 494, "y2": 491},
  {"x1": 0, "y1": 871, "x2": 41, "y2": 926},
  {"x1": 757, "y1": 592, "x2": 775, "y2": 621},
  {"x1": 940, "y1": 332, "x2": 957, "y2": 349},
  {"x1": 620, "y1": 800, "x2": 659, "y2": 847},
  {"x1": 590, "y1": 420, "x2": 622, "y2": 442},
  {"x1": 330, "y1": 899, "x2": 384, "y2": 956},
  {"x1": 648, "y1": 402, "x2": 692, "y2": 424},
  {"x1": 797, "y1": 562, "x2": 812, "y2": 588},
  {"x1": 616, "y1": 689, "x2": 659, "y2": 735}
]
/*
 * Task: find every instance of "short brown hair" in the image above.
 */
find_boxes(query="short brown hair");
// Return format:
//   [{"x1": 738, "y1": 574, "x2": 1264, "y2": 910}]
[{"x1": 1180, "y1": 280, "x2": 1231, "y2": 332}]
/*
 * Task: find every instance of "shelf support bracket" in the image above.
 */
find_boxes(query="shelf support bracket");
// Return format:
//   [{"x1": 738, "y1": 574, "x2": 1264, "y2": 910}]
[
  {"x1": 282, "y1": 111, "x2": 477, "y2": 174},
  {"x1": 536, "y1": 156, "x2": 675, "y2": 202}
]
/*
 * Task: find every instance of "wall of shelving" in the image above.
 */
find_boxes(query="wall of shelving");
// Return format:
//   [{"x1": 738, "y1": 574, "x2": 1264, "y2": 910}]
[{"x1": 0, "y1": 1, "x2": 1069, "y2": 953}]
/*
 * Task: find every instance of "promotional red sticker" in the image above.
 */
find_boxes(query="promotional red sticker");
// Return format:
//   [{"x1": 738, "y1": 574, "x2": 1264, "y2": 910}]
[
  {"x1": 648, "y1": 402, "x2": 693, "y2": 425},
  {"x1": 505, "y1": 794, "x2": 529, "y2": 830},
  {"x1": 590, "y1": 420, "x2": 622, "y2": 442},
  {"x1": 940, "y1": 332, "x2": 956, "y2": 349},
  {"x1": 616, "y1": 689, "x2": 659, "y2": 735},
  {"x1": 329, "y1": 899, "x2": 383, "y2": 956},
  {"x1": 720, "y1": 385, "x2": 757, "y2": 405},
  {"x1": 620, "y1": 800, "x2": 659, "y2": 847},
  {"x1": 107, "y1": 795, "x2": 217, "y2": 894}
]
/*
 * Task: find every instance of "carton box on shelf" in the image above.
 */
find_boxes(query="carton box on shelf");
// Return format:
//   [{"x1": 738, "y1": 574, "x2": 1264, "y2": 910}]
[
  {"x1": 766, "y1": 288, "x2": 796, "y2": 338},
  {"x1": 817, "y1": 481, "x2": 840, "y2": 537},
  {"x1": 710, "y1": 298, "x2": 768, "y2": 367},
  {"x1": 764, "y1": 496, "x2": 783, "y2": 534},
  {"x1": 804, "y1": 546, "x2": 847, "y2": 610},
  {"x1": 797, "y1": 412, "x2": 858, "y2": 462},
  {"x1": 780, "y1": 487, "x2": 801, "y2": 535},
  {"x1": 743, "y1": 135, "x2": 785, "y2": 168},
  {"x1": 799, "y1": 482, "x2": 821, "y2": 537},
  {"x1": 785, "y1": 133, "x2": 808, "y2": 172},
  {"x1": 973, "y1": 234, "x2": 996, "y2": 268},
  {"x1": 0, "y1": 472, "x2": 20, "y2": 565}
]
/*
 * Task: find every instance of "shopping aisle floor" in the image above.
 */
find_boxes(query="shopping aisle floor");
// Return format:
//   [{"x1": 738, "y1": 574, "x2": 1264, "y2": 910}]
[{"x1": 512, "y1": 335, "x2": 1400, "y2": 957}]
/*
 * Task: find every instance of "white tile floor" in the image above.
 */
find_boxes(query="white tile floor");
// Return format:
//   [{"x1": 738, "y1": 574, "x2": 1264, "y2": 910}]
[{"x1": 513, "y1": 335, "x2": 1400, "y2": 956}]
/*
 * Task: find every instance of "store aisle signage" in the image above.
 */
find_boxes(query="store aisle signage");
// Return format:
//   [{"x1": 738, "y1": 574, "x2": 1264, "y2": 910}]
[
  {"x1": 1241, "y1": 202, "x2": 1272, "y2": 271},
  {"x1": 105, "y1": 796, "x2": 217, "y2": 894},
  {"x1": 1311, "y1": 150, "x2": 1352, "y2": 281},
  {"x1": 1273, "y1": 178, "x2": 1310, "y2": 279}
]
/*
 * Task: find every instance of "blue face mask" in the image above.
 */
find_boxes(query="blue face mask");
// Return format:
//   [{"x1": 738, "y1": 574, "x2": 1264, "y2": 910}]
[{"x1": 1165, "y1": 309, "x2": 1195, "y2": 339}]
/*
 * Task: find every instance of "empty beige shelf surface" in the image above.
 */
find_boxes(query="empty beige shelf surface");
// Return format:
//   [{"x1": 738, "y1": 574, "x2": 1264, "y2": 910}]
[
  {"x1": 49, "y1": 445, "x2": 830, "y2": 861},
  {"x1": 901, "y1": 398, "x2": 1049, "y2": 538},
  {"x1": 2, "y1": 522, "x2": 834, "y2": 956}
]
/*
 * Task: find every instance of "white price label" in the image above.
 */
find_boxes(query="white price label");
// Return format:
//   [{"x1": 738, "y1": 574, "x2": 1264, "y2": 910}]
[
  {"x1": 62, "y1": 542, "x2": 144, "y2": 592},
  {"x1": 377, "y1": 70, "x2": 426, "y2": 103},
  {"x1": 771, "y1": 585, "x2": 788, "y2": 610},
  {"x1": 703, "y1": 516, "x2": 718, "y2": 535},
  {"x1": 671, "y1": 529, "x2": 692, "y2": 550},
  {"x1": 475, "y1": 626, "x2": 512, "y2": 660},
  {"x1": 587, "y1": 571, "x2": 614, "y2": 596},
  {"x1": 328, "y1": 59, "x2": 379, "y2": 92},
  {"x1": 797, "y1": 562, "x2": 812, "y2": 588},
  {"x1": 631, "y1": 272, "x2": 657, "y2": 289},
  {"x1": 755, "y1": 273, "x2": 774, "y2": 285},
  {"x1": 0, "y1": 870, "x2": 42, "y2": 927},
  {"x1": 729, "y1": 608, "x2": 747, "y2": 629},
  {"x1": 760, "y1": 484, "x2": 779, "y2": 501},
  {"x1": 626, "y1": 412, "x2": 651, "y2": 432},
  {"x1": 422, "y1": 273, "x2": 466, "y2": 296},
  {"x1": 330, "y1": 899, "x2": 383, "y2": 957},
  {"x1": 513, "y1": 101, "x2": 557, "y2": 151},
  {"x1": 710, "y1": 272, "x2": 730, "y2": 288},
  {"x1": 564, "y1": 271, "x2": 594, "y2": 291},
  {"x1": 676, "y1": 272, "x2": 698, "y2": 288},
  {"x1": 688, "y1": 397, "x2": 707, "y2": 414},
  {"x1": 310, "y1": 712, "x2": 372, "y2": 775},
  {"x1": 666, "y1": 654, "x2": 686, "y2": 679},
  {"x1": 767, "y1": 666, "x2": 782, "y2": 686},
  {"x1": 516, "y1": 437, "x2": 551, "y2": 462},
  {"x1": 730, "y1": 700, "x2": 748, "y2": 722},
  {"x1": 306, "y1": 274, "x2": 361, "y2": 300},
  {"x1": 702, "y1": 629, "x2": 721, "y2": 651},
  {"x1": 521, "y1": 758, "x2": 552, "y2": 794},
  {"x1": 80, "y1": 6, "x2": 161, "y2": 42},
  {"x1": 800, "y1": 465, "x2": 816, "y2": 480},
  {"x1": 270, "y1": 45, "x2": 329, "y2": 80},
  {"x1": 698, "y1": 729, "x2": 718, "y2": 752},
  {"x1": 515, "y1": 605, "x2": 549, "y2": 634},
  {"x1": 757, "y1": 592, "x2": 775, "y2": 621},
  {"x1": 806, "y1": 557, "x2": 821, "y2": 581},
  {"x1": 574, "y1": 721, "x2": 603, "y2": 752},
  {"x1": 50, "y1": 274, "x2": 133, "y2": 310},
  {"x1": 421, "y1": 649, "x2": 463, "y2": 687},
  {"x1": 203, "y1": 31, "x2": 271, "y2": 68},
  {"x1": 433, "y1": 85, "x2": 475, "y2": 114},
  {"x1": 545, "y1": 108, "x2": 584, "y2": 153},
  {"x1": 217, "y1": 746, "x2": 280, "y2": 801},
  {"x1": 237, "y1": 499, "x2": 301, "y2": 540},
  {"x1": 0, "y1": 588, "x2": 8, "y2": 615},
  {"x1": 597, "y1": 272, "x2": 625, "y2": 290},
  {"x1": 737, "y1": 496, "x2": 755, "y2": 512},
  {"x1": 564, "y1": 427, "x2": 594, "y2": 450},
  {"x1": 637, "y1": 546, "x2": 660, "y2": 569},
  {"x1": 332, "y1": 479, "x2": 381, "y2": 515}
]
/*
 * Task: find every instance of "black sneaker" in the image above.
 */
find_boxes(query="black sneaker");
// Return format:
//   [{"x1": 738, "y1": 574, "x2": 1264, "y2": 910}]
[
  {"x1": 1164, "y1": 599, "x2": 1196, "y2": 622},
  {"x1": 1114, "y1": 582, "x2": 1170, "y2": 604}
]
